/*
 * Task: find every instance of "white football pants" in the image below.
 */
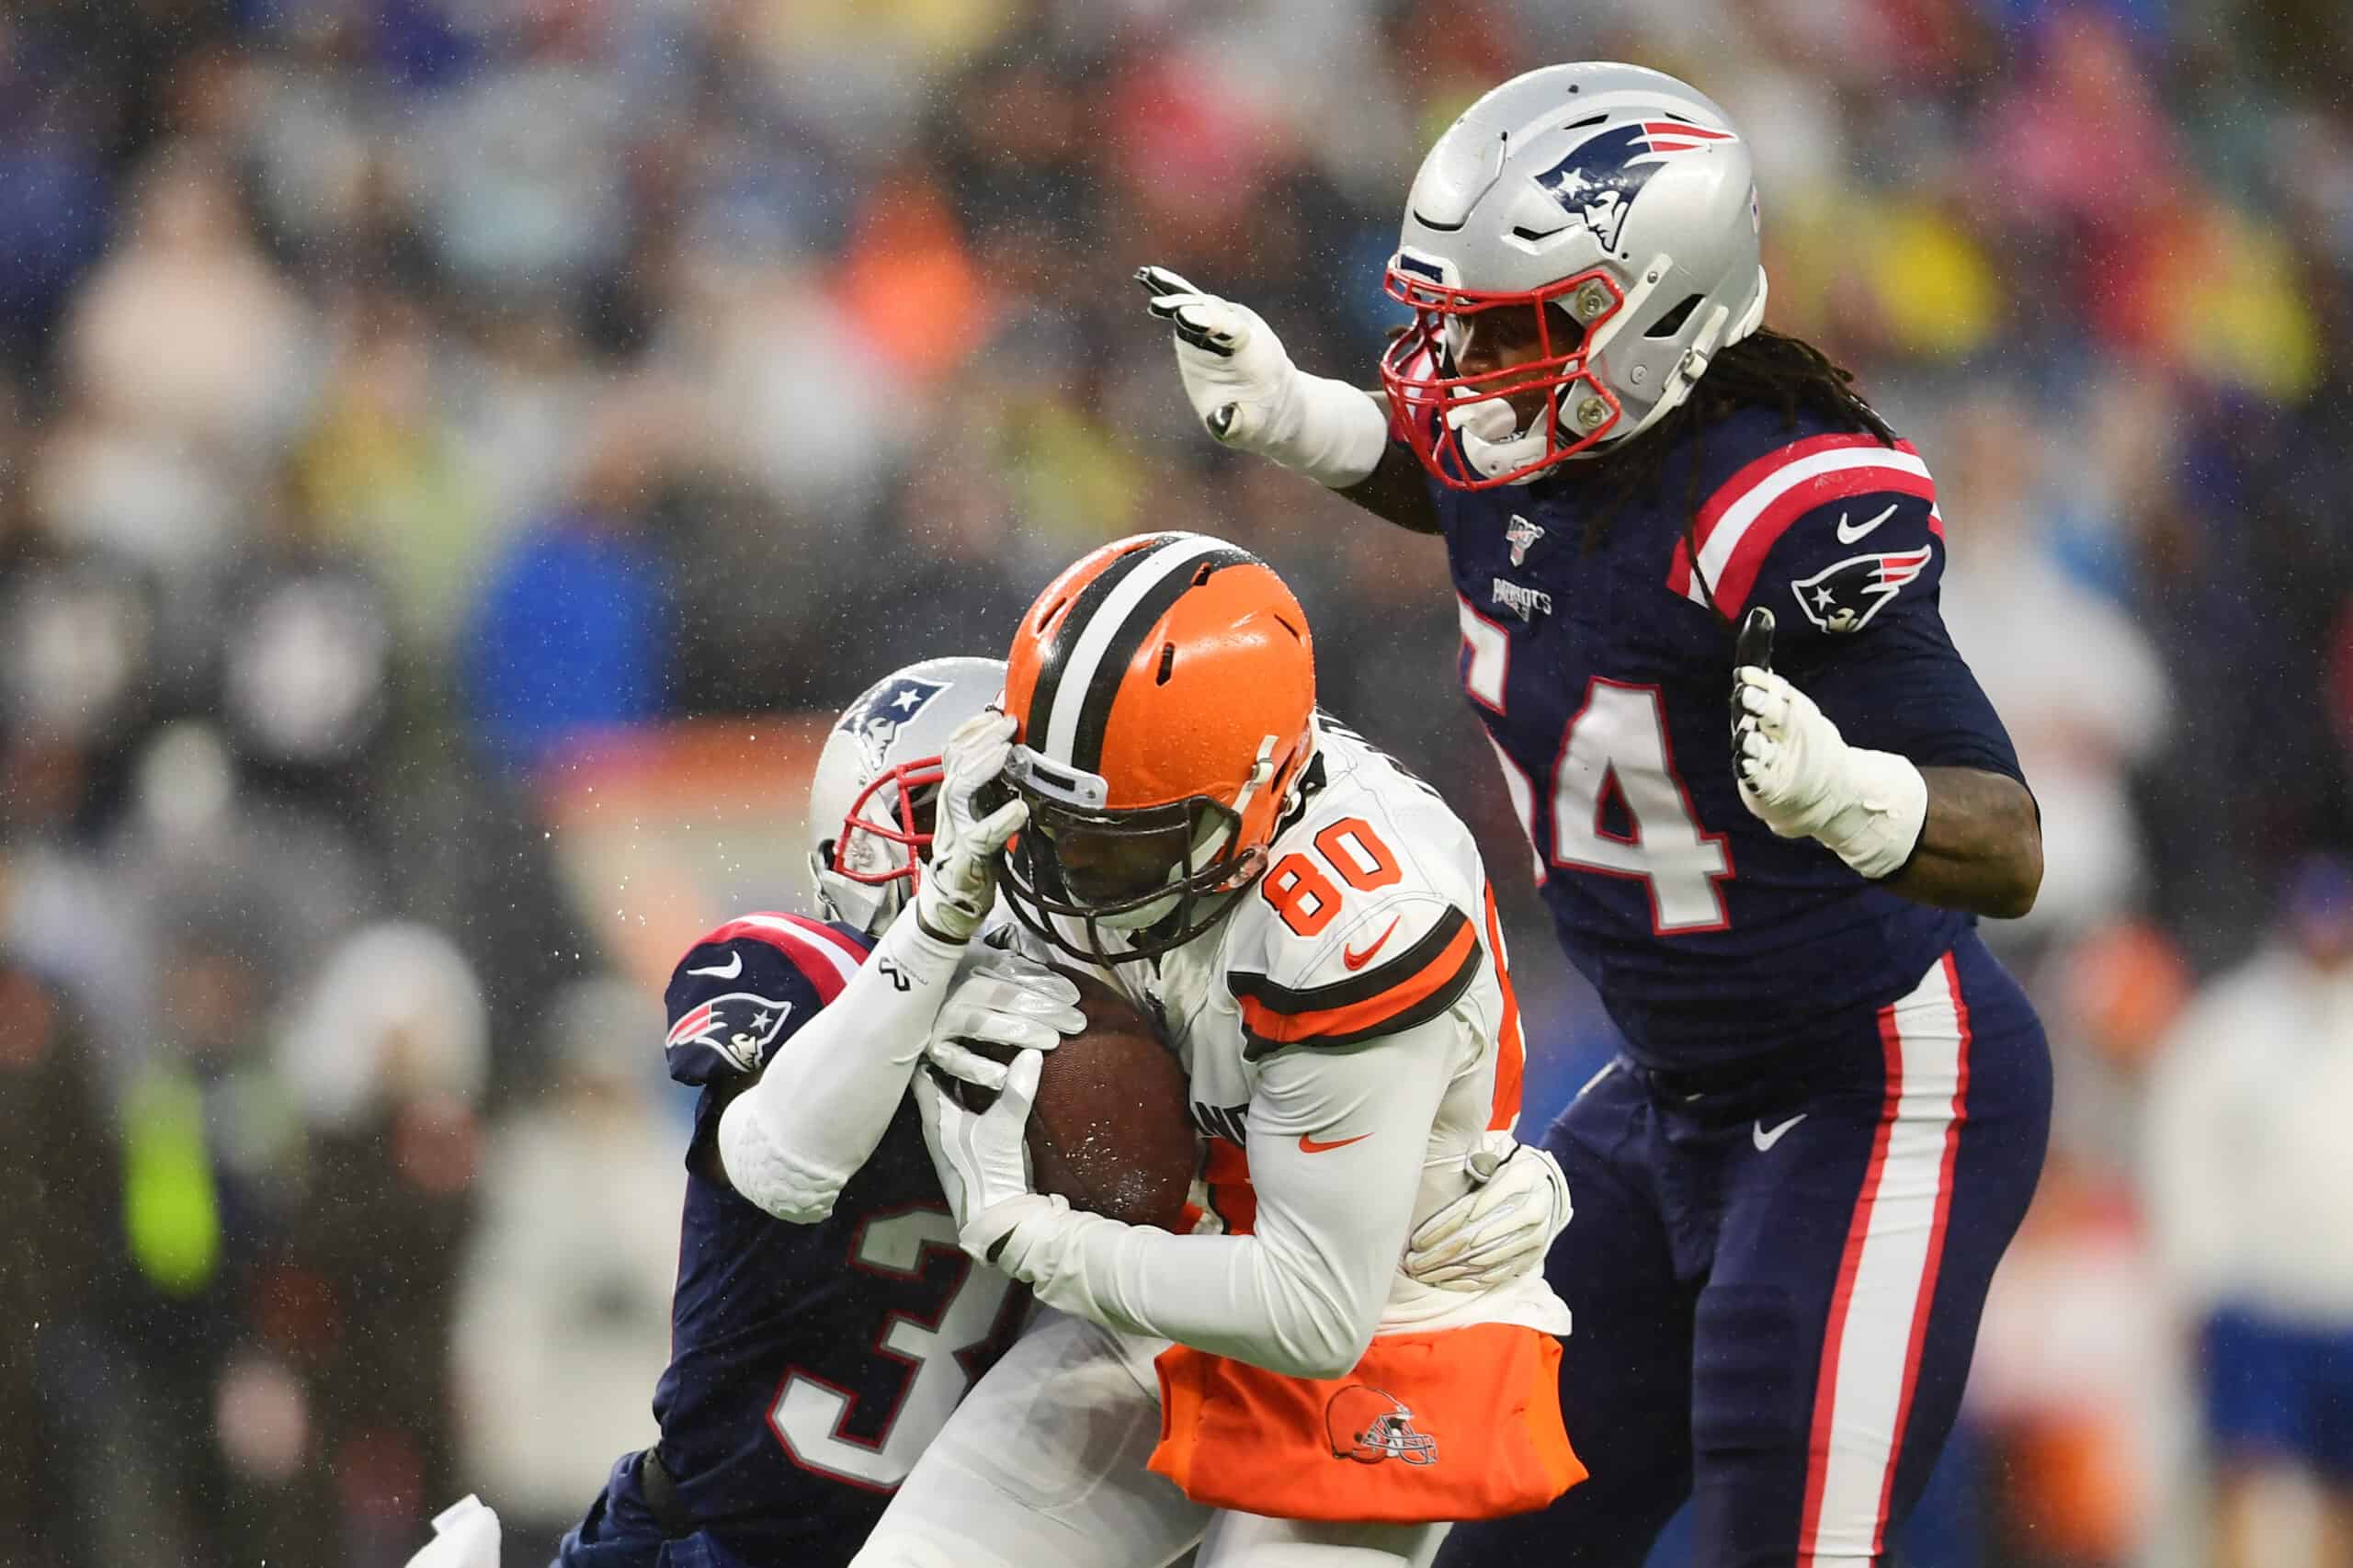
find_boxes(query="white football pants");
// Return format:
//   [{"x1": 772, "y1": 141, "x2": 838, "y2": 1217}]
[{"x1": 849, "y1": 1310, "x2": 1449, "y2": 1568}]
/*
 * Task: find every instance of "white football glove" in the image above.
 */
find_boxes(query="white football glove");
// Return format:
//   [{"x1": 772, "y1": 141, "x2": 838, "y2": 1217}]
[
  {"x1": 1134, "y1": 264, "x2": 1390, "y2": 490},
  {"x1": 915, "y1": 1049, "x2": 1042, "y2": 1246},
  {"x1": 914, "y1": 711, "x2": 1026, "y2": 943},
  {"x1": 403, "y1": 1496, "x2": 502, "y2": 1568},
  {"x1": 1732, "y1": 612, "x2": 1927, "y2": 881},
  {"x1": 1404, "y1": 1132, "x2": 1572, "y2": 1291},
  {"x1": 923, "y1": 959, "x2": 1086, "y2": 1094}
]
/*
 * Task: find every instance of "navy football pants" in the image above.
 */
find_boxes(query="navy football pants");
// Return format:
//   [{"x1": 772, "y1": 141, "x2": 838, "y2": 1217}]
[
  {"x1": 1441, "y1": 937, "x2": 2050, "y2": 1568},
  {"x1": 553, "y1": 1452, "x2": 757, "y2": 1568}
]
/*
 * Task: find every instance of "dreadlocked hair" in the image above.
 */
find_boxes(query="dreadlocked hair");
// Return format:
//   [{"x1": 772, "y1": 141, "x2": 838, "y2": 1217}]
[{"x1": 1566, "y1": 327, "x2": 1896, "y2": 569}]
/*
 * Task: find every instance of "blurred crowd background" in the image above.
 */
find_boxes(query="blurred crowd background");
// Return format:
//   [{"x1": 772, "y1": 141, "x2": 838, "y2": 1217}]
[{"x1": 5, "y1": 0, "x2": 2351, "y2": 1565}]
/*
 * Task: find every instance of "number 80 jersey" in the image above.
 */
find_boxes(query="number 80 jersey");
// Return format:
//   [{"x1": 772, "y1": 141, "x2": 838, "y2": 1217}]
[
  {"x1": 1430, "y1": 406, "x2": 2027, "y2": 1071},
  {"x1": 1108, "y1": 716, "x2": 1542, "y2": 1291}
]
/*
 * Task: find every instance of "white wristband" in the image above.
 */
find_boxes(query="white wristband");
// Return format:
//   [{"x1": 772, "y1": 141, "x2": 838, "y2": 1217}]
[
  {"x1": 1263, "y1": 373, "x2": 1391, "y2": 490},
  {"x1": 1816, "y1": 747, "x2": 1929, "y2": 881}
]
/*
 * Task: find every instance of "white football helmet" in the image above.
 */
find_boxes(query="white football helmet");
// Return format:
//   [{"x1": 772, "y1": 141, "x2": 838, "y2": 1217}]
[
  {"x1": 1380, "y1": 62, "x2": 1768, "y2": 487},
  {"x1": 808, "y1": 655, "x2": 1006, "y2": 938}
]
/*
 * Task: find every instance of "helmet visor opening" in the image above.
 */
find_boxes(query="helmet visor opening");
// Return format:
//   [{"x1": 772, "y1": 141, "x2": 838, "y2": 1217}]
[
  {"x1": 1041, "y1": 815, "x2": 1195, "y2": 906},
  {"x1": 998, "y1": 791, "x2": 1260, "y2": 964}
]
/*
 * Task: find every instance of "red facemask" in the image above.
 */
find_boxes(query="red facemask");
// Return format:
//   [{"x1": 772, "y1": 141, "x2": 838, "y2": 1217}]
[
  {"x1": 1379, "y1": 263, "x2": 1628, "y2": 490},
  {"x1": 828, "y1": 756, "x2": 944, "y2": 897}
]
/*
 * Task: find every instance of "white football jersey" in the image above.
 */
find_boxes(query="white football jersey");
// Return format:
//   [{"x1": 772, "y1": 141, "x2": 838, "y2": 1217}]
[{"x1": 1059, "y1": 713, "x2": 1569, "y2": 1337}]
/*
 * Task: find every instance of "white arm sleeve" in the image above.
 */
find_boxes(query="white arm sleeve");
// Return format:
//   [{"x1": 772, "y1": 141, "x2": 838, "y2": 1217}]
[
  {"x1": 717, "y1": 914, "x2": 964, "y2": 1223},
  {"x1": 995, "y1": 1015, "x2": 1456, "y2": 1379}
]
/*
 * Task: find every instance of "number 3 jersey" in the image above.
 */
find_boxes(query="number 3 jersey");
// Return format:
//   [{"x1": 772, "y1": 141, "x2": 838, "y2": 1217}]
[
  {"x1": 1427, "y1": 405, "x2": 2026, "y2": 1070},
  {"x1": 620, "y1": 913, "x2": 1027, "y2": 1561}
]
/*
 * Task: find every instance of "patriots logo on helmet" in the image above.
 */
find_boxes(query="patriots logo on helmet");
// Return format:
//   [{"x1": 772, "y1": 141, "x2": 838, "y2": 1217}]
[
  {"x1": 839, "y1": 675, "x2": 948, "y2": 753},
  {"x1": 1790, "y1": 547, "x2": 1933, "y2": 633},
  {"x1": 1531, "y1": 120, "x2": 1739, "y2": 252},
  {"x1": 1324, "y1": 1385, "x2": 1438, "y2": 1467},
  {"x1": 665, "y1": 992, "x2": 796, "y2": 1075}
]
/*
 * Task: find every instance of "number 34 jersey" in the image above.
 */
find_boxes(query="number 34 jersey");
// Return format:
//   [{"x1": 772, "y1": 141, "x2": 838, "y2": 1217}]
[{"x1": 1429, "y1": 406, "x2": 2026, "y2": 1070}]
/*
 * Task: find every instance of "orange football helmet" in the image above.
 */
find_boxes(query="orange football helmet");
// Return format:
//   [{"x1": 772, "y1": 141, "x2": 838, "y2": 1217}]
[{"x1": 998, "y1": 532, "x2": 1316, "y2": 963}]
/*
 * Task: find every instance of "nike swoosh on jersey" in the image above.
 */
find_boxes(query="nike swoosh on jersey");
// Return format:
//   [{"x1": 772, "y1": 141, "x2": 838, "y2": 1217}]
[
  {"x1": 1298, "y1": 1131, "x2": 1372, "y2": 1154},
  {"x1": 688, "y1": 950, "x2": 745, "y2": 980},
  {"x1": 1752, "y1": 1113, "x2": 1807, "y2": 1151},
  {"x1": 1342, "y1": 917, "x2": 1403, "y2": 971},
  {"x1": 1835, "y1": 503, "x2": 1899, "y2": 544}
]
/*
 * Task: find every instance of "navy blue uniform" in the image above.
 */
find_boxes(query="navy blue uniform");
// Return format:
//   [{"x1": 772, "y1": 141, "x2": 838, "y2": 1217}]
[
  {"x1": 557, "y1": 913, "x2": 1027, "y2": 1568},
  {"x1": 1428, "y1": 410, "x2": 2052, "y2": 1566}
]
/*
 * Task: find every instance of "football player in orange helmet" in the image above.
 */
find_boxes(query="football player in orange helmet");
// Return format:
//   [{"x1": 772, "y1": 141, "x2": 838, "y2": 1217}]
[
  {"x1": 995, "y1": 532, "x2": 1315, "y2": 964},
  {"x1": 857, "y1": 531, "x2": 1581, "y2": 1568}
]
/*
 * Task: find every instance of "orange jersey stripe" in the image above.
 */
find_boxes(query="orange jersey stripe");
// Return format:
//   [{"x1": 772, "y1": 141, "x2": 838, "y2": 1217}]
[
  {"x1": 1237, "y1": 915, "x2": 1481, "y2": 1049},
  {"x1": 1202, "y1": 1136, "x2": 1257, "y2": 1235},
  {"x1": 1483, "y1": 883, "x2": 1524, "y2": 1131}
]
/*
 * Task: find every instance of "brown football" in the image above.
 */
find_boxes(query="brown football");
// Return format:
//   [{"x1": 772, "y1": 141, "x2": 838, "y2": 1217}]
[{"x1": 958, "y1": 969, "x2": 1197, "y2": 1232}]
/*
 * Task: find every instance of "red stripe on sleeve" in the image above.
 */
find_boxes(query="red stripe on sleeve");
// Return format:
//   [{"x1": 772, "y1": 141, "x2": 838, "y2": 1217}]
[
  {"x1": 693, "y1": 915, "x2": 865, "y2": 1005},
  {"x1": 1668, "y1": 434, "x2": 1897, "y2": 598},
  {"x1": 772, "y1": 913, "x2": 871, "y2": 964},
  {"x1": 1694, "y1": 434, "x2": 1893, "y2": 551},
  {"x1": 1711, "y1": 467, "x2": 1938, "y2": 618}
]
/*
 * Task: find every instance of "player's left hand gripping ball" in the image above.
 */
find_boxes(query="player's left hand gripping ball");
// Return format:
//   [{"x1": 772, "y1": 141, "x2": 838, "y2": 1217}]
[
  {"x1": 923, "y1": 959, "x2": 1086, "y2": 1094},
  {"x1": 914, "y1": 1049, "x2": 1043, "y2": 1252},
  {"x1": 1404, "y1": 1133, "x2": 1573, "y2": 1290},
  {"x1": 914, "y1": 710, "x2": 1026, "y2": 943}
]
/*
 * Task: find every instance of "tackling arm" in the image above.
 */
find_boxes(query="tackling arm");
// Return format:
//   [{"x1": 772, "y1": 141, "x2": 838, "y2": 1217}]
[
  {"x1": 717, "y1": 915, "x2": 970, "y2": 1222},
  {"x1": 966, "y1": 1017, "x2": 1459, "y2": 1380},
  {"x1": 1135, "y1": 265, "x2": 1439, "y2": 537},
  {"x1": 1339, "y1": 438, "x2": 1444, "y2": 536},
  {"x1": 721, "y1": 710, "x2": 1062, "y2": 1221}
]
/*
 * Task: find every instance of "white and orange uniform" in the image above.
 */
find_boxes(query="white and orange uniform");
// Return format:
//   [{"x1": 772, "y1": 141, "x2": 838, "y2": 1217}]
[{"x1": 854, "y1": 717, "x2": 1577, "y2": 1568}]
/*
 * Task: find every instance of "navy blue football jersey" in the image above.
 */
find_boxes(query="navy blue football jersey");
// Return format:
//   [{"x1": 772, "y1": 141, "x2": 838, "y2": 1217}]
[
  {"x1": 1430, "y1": 408, "x2": 2024, "y2": 1067},
  {"x1": 625, "y1": 913, "x2": 1027, "y2": 1559}
]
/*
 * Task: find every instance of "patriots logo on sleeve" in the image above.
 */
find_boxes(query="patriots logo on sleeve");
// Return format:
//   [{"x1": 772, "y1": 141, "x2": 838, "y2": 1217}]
[
  {"x1": 1790, "y1": 547, "x2": 1933, "y2": 633},
  {"x1": 666, "y1": 992, "x2": 797, "y2": 1075}
]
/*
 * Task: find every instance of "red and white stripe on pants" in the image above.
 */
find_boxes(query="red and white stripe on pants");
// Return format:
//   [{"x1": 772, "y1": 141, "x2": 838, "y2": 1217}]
[{"x1": 1799, "y1": 951, "x2": 1973, "y2": 1564}]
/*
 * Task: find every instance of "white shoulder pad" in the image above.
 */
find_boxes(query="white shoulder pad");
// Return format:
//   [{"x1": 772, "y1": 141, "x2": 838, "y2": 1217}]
[{"x1": 1224, "y1": 737, "x2": 1488, "y2": 1056}]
